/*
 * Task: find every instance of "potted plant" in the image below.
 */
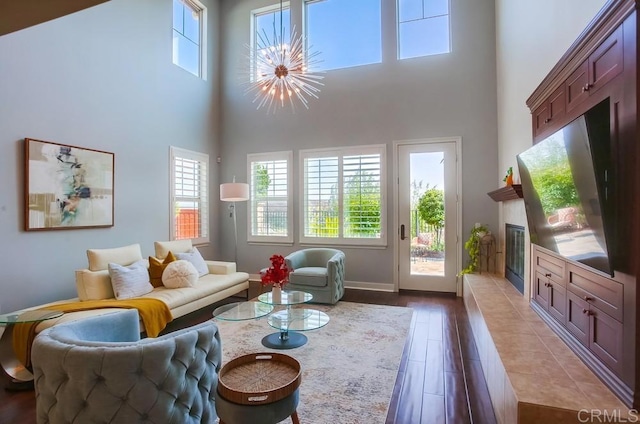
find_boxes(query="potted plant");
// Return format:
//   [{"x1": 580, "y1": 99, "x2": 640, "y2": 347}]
[{"x1": 460, "y1": 224, "x2": 490, "y2": 275}]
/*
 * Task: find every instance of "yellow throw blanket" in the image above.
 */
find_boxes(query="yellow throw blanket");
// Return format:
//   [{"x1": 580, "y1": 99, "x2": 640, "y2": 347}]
[{"x1": 13, "y1": 298, "x2": 173, "y2": 369}]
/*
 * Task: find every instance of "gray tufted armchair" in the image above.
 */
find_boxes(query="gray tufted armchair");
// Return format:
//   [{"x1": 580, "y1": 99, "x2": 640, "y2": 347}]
[
  {"x1": 31, "y1": 310, "x2": 222, "y2": 424},
  {"x1": 284, "y1": 248, "x2": 345, "y2": 304}
]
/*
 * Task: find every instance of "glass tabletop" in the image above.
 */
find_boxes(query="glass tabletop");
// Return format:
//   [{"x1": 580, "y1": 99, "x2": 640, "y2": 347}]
[
  {"x1": 258, "y1": 290, "x2": 313, "y2": 306},
  {"x1": 268, "y1": 309, "x2": 330, "y2": 332},
  {"x1": 212, "y1": 301, "x2": 274, "y2": 321},
  {"x1": 0, "y1": 310, "x2": 63, "y2": 325}
]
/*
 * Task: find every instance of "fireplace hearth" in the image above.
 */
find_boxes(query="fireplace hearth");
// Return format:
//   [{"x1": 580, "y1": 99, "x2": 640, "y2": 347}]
[{"x1": 505, "y1": 224, "x2": 525, "y2": 294}]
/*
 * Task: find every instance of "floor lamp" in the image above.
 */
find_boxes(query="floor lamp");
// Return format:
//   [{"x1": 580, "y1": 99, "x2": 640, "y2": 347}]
[{"x1": 220, "y1": 179, "x2": 249, "y2": 265}]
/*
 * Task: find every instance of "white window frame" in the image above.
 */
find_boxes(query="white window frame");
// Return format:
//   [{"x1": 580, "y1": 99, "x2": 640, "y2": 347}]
[
  {"x1": 299, "y1": 144, "x2": 387, "y2": 247},
  {"x1": 396, "y1": 0, "x2": 451, "y2": 60},
  {"x1": 247, "y1": 151, "x2": 293, "y2": 244},
  {"x1": 250, "y1": 2, "x2": 291, "y2": 83},
  {"x1": 172, "y1": 0, "x2": 207, "y2": 78},
  {"x1": 170, "y1": 146, "x2": 209, "y2": 245}
]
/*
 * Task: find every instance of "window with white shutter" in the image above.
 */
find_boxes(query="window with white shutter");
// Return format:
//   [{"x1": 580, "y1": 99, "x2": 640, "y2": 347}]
[
  {"x1": 247, "y1": 151, "x2": 293, "y2": 243},
  {"x1": 170, "y1": 147, "x2": 209, "y2": 245},
  {"x1": 300, "y1": 145, "x2": 386, "y2": 246}
]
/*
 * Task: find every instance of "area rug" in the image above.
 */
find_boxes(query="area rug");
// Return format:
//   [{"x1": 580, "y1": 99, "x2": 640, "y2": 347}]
[{"x1": 215, "y1": 301, "x2": 413, "y2": 424}]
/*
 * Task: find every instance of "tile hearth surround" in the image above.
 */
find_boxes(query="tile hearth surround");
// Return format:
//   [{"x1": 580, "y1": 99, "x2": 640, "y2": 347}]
[{"x1": 463, "y1": 273, "x2": 630, "y2": 424}]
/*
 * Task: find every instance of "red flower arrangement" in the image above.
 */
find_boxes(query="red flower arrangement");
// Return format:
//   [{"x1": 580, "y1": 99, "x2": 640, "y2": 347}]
[{"x1": 260, "y1": 255, "x2": 290, "y2": 288}]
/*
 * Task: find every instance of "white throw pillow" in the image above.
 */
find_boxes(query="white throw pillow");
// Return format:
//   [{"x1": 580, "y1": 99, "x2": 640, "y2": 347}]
[
  {"x1": 162, "y1": 260, "x2": 199, "y2": 288},
  {"x1": 107, "y1": 260, "x2": 154, "y2": 300},
  {"x1": 175, "y1": 247, "x2": 209, "y2": 277}
]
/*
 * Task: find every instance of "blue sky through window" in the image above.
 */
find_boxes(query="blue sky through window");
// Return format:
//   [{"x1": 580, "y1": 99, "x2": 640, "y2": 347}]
[
  {"x1": 305, "y1": 0, "x2": 382, "y2": 71},
  {"x1": 173, "y1": 0, "x2": 201, "y2": 77}
]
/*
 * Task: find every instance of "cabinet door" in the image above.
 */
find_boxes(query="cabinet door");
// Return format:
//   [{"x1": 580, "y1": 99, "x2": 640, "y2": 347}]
[
  {"x1": 532, "y1": 102, "x2": 549, "y2": 139},
  {"x1": 548, "y1": 85, "x2": 566, "y2": 124},
  {"x1": 548, "y1": 282, "x2": 566, "y2": 324},
  {"x1": 589, "y1": 306, "x2": 623, "y2": 374},
  {"x1": 566, "y1": 60, "x2": 589, "y2": 112},
  {"x1": 533, "y1": 271, "x2": 549, "y2": 310},
  {"x1": 589, "y1": 26, "x2": 623, "y2": 93},
  {"x1": 566, "y1": 291, "x2": 589, "y2": 346}
]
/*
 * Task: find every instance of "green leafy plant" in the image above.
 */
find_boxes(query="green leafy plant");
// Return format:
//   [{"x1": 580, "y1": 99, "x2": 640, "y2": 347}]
[{"x1": 459, "y1": 224, "x2": 489, "y2": 275}]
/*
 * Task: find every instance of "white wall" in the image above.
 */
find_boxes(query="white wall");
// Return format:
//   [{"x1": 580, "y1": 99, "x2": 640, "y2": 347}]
[
  {"x1": 0, "y1": 0, "x2": 221, "y2": 312},
  {"x1": 495, "y1": 0, "x2": 608, "y2": 297},
  {"x1": 218, "y1": 0, "x2": 500, "y2": 285}
]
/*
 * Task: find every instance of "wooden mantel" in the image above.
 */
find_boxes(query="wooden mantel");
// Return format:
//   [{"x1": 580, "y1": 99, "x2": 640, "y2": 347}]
[{"x1": 487, "y1": 184, "x2": 523, "y2": 202}]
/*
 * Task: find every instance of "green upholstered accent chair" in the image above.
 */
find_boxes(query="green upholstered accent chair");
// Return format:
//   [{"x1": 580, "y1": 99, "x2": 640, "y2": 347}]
[{"x1": 284, "y1": 248, "x2": 345, "y2": 304}]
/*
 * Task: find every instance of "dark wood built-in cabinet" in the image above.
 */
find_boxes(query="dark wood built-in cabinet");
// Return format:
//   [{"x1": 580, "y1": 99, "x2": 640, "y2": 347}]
[
  {"x1": 532, "y1": 248, "x2": 567, "y2": 323},
  {"x1": 526, "y1": 0, "x2": 639, "y2": 408},
  {"x1": 533, "y1": 85, "x2": 566, "y2": 138}
]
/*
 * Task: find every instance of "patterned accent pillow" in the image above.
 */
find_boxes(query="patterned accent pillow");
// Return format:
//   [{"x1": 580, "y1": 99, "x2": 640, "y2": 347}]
[
  {"x1": 162, "y1": 260, "x2": 199, "y2": 288},
  {"x1": 148, "y1": 252, "x2": 177, "y2": 288},
  {"x1": 108, "y1": 260, "x2": 154, "y2": 300},
  {"x1": 175, "y1": 247, "x2": 209, "y2": 277}
]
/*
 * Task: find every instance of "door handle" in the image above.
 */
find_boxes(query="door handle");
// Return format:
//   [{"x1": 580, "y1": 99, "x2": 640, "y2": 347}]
[{"x1": 400, "y1": 224, "x2": 406, "y2": 240}]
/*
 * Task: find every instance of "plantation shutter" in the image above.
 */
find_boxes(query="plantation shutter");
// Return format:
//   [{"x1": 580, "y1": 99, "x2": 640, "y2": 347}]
[
  {"x1": 250, "y1": 159, "x2": 288, "y2": 237},
  {"x1": 343, "y1": 153, "x2": 382, "y2": 238},
  {"x1": 300, "y1": 145, "x2": 386, "y2": 246},
  {"x1": 303, "y1": 156, "x2": 339, "y2": 237},
  {"x1": 247, "y1": 151, "x2": 292, "y2": 243},
  {"x1": 171, "y1": 147, "x2": 209, "y2": 244}
]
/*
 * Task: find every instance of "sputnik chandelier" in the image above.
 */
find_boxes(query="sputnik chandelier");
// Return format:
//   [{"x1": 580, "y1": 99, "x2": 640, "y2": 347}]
[{"x1": 245, "y1": 0, "x2": 324, "y2": 113}]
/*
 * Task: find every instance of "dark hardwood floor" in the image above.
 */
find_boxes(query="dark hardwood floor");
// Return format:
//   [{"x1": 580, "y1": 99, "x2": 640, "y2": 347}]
[{"x1": 0, "y1": 289, "x2": 496, "y2": 424}]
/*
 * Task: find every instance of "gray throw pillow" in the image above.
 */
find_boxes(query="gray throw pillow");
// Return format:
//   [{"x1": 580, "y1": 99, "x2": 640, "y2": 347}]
[
  {"x1": 175, "y1": 247, "x2": 209, "y2": 277},
  {"x1": 108, "y1": 260, "x2": 154, "y2": 300}
]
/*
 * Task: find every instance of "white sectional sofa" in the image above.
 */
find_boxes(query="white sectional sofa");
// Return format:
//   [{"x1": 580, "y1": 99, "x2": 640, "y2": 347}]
[{"x1": 31, "y1": 240, "x2": 249, "y2": 334}]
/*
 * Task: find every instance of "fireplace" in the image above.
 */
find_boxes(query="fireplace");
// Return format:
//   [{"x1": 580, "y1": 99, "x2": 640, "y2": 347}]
[{"x1": 505, "y1": 224, "x2": 525, "y2": 294}]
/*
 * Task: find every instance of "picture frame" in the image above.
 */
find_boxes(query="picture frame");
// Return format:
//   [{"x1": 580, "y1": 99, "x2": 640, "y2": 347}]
[{"x1": 24, "y1": 138, "x2": 114, "y2": 231}]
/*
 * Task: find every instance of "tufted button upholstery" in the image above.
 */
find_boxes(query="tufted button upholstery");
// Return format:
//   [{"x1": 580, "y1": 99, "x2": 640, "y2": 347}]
[
  {"x1": 285, "y1": 248, "x2": 345, "y2": 304},
  {"x1": 31, "y1": 310, "x2": 221, "y2": 424}
]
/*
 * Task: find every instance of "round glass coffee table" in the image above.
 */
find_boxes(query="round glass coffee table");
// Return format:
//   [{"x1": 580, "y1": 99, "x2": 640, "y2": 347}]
[
  {"x1": 212, "y1": 301, "x2": 274, "y2": 321},
  {"x1": 0, "y1": 309, "x2": 63, "y2": 390},
  {"x1": 258, "y1": 290, "x2": 330, "y2": 349}
]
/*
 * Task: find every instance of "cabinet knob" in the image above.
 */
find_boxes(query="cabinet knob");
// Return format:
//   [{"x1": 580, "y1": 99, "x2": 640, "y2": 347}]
[
  {"x1": 545, "y1": 273, "x2": 552, "y2": 278},
  {"x1": 584, "y1": 296, "x2": 593, "y2": 302},
  {"x1": 582, "y1": 309, "x2": 588, "y2": 314},
  {"x1": 582, "y1": 83, "x2": 593, "y2": 92},
  {"x1": 544, "y1": 118, "x2": 551, "y2": 124}
]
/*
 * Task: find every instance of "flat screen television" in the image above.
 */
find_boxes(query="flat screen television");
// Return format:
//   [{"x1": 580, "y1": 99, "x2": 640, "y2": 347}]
[{"x1": 517, "y1": 99, "x2": 614, "y2": 276}]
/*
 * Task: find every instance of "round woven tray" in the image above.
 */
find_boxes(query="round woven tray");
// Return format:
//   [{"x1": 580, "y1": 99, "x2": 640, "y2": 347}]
[{"x1": 218, "y1": 352, "x2": 301, "y2": 405}]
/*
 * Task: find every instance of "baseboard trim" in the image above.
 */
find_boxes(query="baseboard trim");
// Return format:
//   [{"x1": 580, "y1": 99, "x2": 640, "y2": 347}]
[{"x1": 344, "y1": 281, "x2": 395, "y2": 292}]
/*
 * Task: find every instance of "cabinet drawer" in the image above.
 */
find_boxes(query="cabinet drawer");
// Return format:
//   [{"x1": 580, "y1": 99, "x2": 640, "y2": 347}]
[
  {"x1": 533, "y1": 248, "x2": 565, "y2": 284},
  {"x1": 568, "y1": 264, "x2": 622, "y2": 322}
]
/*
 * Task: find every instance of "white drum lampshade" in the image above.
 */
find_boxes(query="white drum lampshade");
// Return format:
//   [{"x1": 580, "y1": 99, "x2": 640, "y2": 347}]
[{"x1": 220, "y1": 183, "x2": 249, "y2": 202}]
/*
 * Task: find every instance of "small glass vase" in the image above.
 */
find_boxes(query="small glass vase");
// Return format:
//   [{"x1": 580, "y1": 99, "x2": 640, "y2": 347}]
[{"x1": 272, "y1": 285, "x2": 282, "y2": 303}]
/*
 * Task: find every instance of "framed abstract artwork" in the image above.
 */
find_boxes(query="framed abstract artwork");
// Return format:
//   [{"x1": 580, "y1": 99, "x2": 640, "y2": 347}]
[{"x1": 24, "y1": 138, "x2": 114, "y2": 231}]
